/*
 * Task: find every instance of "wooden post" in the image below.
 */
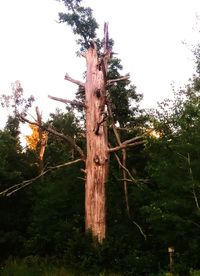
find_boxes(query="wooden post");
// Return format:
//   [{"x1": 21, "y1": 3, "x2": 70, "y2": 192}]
[{"x1": 168, "y1": 246, "x2": 175, "y2": 275}]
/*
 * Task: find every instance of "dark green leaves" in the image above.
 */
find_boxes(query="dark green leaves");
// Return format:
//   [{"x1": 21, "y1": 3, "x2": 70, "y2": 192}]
[{"x1": 58, "y1": 0, "x2": 98, "y2": 50}]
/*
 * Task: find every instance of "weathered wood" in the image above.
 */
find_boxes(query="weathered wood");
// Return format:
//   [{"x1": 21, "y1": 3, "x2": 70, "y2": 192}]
[
  {"x1": 64, "y1": 73, "x2": 85, "y2": 87},
  {"x1": 48, "y1": 95, "x2": 85, "y2": 108},
  {"x1": 85, "y1": 42, "x2": 109, "y2": 242}
]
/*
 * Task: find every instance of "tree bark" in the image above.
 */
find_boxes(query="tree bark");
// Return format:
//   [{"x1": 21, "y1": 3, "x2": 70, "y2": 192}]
[{"x1": 85, "y1": 44, "x2": 109, "y2": 242}]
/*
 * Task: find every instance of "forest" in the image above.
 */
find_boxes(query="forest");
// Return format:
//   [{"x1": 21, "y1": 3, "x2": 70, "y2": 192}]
[{"x1": 1, "y1": 1, "x2": 200, "y2": 275}]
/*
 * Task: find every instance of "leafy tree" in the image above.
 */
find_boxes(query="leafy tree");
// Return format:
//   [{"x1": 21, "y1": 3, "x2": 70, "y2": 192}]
[
  {"x1": 58, "y1": 0, "x2": 98, "y2": 50},
  {"x1": 143, "y1": 76, "x2": 200, "y2": 272},
  {"x1": 0, "y1": 116, "x2": 36, "y2": 261}
]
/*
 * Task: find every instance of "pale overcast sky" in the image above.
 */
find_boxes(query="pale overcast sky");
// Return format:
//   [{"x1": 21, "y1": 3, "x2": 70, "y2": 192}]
[{"x1": 0, "y1": 0, "x2": 200, "y2": 128}]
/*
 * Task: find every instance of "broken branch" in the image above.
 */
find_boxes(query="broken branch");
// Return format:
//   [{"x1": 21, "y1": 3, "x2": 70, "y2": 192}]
[
  {"x1": 64, "y1": 73, "x2": 85, "y2": 87},
  {"x1": 107, "y1": 75, "x2": 129, "y2": 86},
  {"x1": 48, "y1": 95, "x2": 85, "y2": 108}
]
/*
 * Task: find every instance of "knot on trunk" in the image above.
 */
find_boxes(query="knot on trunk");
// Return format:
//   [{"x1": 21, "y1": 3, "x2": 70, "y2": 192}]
[
  {"x1": 93, "y1": 155, "x2": 100, "y2": 165},
  {"x1": 95, "y1": 89, "x2": 101, "y2": 98}
]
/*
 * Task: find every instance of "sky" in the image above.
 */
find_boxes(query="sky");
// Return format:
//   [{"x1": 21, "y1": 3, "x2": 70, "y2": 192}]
[{"x1": 0, "y1": 0, "x2": 200, "y2": 128}]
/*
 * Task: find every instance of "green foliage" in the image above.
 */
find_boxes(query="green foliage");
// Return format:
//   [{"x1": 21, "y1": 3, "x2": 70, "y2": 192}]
[
  {"x1": 0, "y1": 116, "x2": 35, "y2": 261},
  {"x1": 46, "y1": 108, "x2": 84, "y2": 164},
  {"x1": 190, "y1": 270, "x2": 200, "y2": 276},
  {"x1": 144, "y1": 77, "x2": 200, "y2": 273},
  {"x1": 24, "y1": 166, "x2": 84, "y2": 257},
  {"x1": 57, "y1": 0, "x2": 98, "y2": 50},
  {"x1": 3, "y1": 89, "x2": 200, "y2": 273}
]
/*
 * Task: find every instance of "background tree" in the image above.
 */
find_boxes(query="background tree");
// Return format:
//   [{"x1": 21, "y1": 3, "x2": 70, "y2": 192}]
[
  {"x1": 143, "y1": 75, "x2": 200, "y2": 273},
  {"x1": 0, "y1": 115, "x2": 37, "y2": 261}
]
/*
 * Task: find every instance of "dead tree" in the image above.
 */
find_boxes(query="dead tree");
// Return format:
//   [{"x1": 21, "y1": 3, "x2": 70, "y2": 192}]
[
  {"x1": 49, "y1": 24, "x2": 111, "y2": 242},
  {"x1": 49, "y1": 24, "x2": 143, "y2": 242},
  {"x1": 84, "y1": 44, "x2": 109, "y2": 242}
]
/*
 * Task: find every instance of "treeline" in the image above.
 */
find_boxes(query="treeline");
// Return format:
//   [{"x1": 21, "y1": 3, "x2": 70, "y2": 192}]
[{"x1": 1, "y1": 72, "x2": 200, "y2": 274}]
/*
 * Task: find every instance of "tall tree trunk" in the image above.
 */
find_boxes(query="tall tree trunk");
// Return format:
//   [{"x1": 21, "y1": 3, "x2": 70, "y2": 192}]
[{"x1": 85, "y1": 43, "x2": 109, "y2": 242}]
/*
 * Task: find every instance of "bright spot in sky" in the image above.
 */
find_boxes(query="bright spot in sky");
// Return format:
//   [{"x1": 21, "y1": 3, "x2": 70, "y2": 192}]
[{"x1": 0, "y1": 0, "x2": 200, "y2": 128}]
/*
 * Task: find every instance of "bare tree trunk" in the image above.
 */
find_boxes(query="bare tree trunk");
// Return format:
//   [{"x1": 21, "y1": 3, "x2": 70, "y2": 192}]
[{"x1": 85, "y1": 43, "x2": 109, "y2": 242}]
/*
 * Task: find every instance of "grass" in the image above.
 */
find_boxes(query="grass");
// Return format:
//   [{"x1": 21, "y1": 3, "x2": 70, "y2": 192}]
[
  {"x1": 1, "y1": 258, "x2": 200, "y2": 276},
  {"x1": 1, "y1": 258, "x2": 80, "y2": 276},
  {"x1": 0, "y1": 258, "x2": 122, "y2": 276}
]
